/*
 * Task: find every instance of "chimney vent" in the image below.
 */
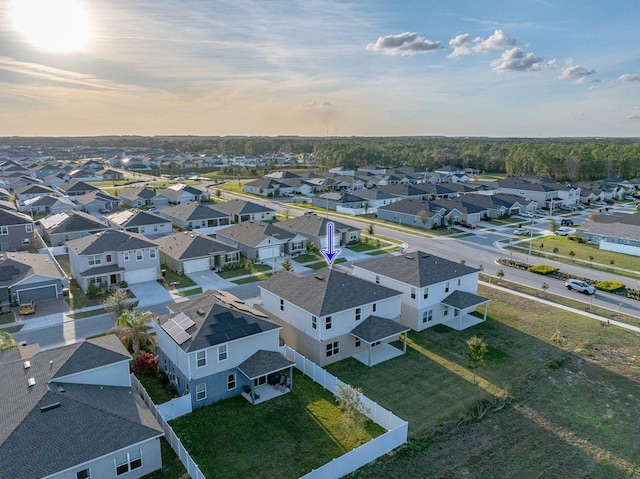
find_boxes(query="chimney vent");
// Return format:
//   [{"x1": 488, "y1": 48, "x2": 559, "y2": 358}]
[
  {"x1": 40, "y1": 402, "x2": 61, "y2": 412},
  {"x1": 23, "y1": 360, "x2": 31, "y2": 369},
  {"x1": 27, "y1": 377, "x2": 36, "y2": 387}
]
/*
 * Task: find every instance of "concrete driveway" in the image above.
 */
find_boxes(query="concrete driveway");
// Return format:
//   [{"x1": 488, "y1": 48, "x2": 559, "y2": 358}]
[
  {"x1": 187, "y1": 271, "x2": 233, "y2": 291},
  {"x1": 128, "y1": 281, "x2": 173, "y2": 308}
]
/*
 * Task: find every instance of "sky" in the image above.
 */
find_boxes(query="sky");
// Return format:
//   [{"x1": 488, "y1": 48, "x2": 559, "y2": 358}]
[{"x1": 0, "y1": 0, "x2": 639, "y2": 138}]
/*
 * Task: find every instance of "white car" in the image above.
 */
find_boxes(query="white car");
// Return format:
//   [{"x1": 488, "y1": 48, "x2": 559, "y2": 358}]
[
  {"x1": 536, "y1": 210, "x2": 550, "y2": 216},
  {"x1": 514, "y1": 228, "x2": 529, "y2": 235},
  {"x1": 554, "y1": 227, "x2": 573, "y2": 236},
  {"x1": 520, "y1": 211, "x2": 533, "y2": 218},
  {"x1": 565, "y1": 279, "x2": 596, "y2": 295}
]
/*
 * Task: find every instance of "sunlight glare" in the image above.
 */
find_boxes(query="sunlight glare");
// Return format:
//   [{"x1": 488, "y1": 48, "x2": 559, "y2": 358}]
[{"x1": 11, "y1": 0, "x2": 92, "y2": 53}]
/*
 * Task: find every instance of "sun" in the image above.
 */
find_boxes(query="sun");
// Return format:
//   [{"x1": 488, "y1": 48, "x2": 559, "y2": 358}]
[{"x1": 11, "y1": 0, "x2": 92, "y2": 53}]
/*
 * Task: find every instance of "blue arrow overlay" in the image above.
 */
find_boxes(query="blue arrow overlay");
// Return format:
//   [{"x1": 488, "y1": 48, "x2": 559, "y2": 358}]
[{"x1": 320, "y1": 222, "x2": 341, "y2": 266}]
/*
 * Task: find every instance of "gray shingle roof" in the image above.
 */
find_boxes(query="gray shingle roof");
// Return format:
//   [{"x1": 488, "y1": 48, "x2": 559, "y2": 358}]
[
  {"x1": 260, "y1": 269, "x2": 402, "y2": 317},
  {"x1": 377, "y1": 199, "x2": 443, "y2": 217},
  {"x1": 39, "y1": 210, "x2": 108, "y2": 234},
  {"x1": 211, "y1": 199, "x2": 275, "y2": 216},
  {"x1": 354, "y1": 250, "x2": 479, "y2": 287},
  {"x1": 351, "y1": 315, "x2": 409, "y2": 343},
  {"x1": 238, "y1": 350, "x2": 295, "y2": 380},
  {"x1": 0, "y1": 335, "x2": 162, "y2": 479},
  {"x1": 106, "y1": 208, "x2": 168, "y2": 228},
  {"x1": 66, "y1": 229, "x2": 157, "y2": 256},
  {"x1": 57, "y1": 180, "x2": 98, "y2": 194},
  {"x1": 441, "y1": 290, "x2": 489, "y2": 309},
  {"x1": 278, "y1": 214, "x2": 357, "y2": 237},
  {"x1": 155, "y1": 232, "x2": 238, "y2": 261},
  {"x1": 160, "y1": 202, "x2": 230, "y2": 222},
  {"x1": 118, "y1": 187, "x2": 157, "y2": 201},
  {"x1": 0, "y1": 252, "x2": 66, "y2": 287},
  {"x1": 0, "y1": 209, "x2": 32, "y2": 226},
  {"x1": 217, "y1": 221, "x2": 296, "y2": 247}
]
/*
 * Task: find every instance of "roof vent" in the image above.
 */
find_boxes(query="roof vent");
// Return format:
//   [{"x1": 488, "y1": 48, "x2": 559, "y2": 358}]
[
  {"x1": 57, "y1": 384, "x2": 66, "y2": 393},
  {"x1": 421, "y1": 254, "x2": 429, "y2": 258},
  {"x1": 23, "y1": 360, "x2": 31, "y2": 369},
  {"x1": 196, "y1": 309, "x2": 206, "y2": 316},
  {"x1": 405, "y1": 256, "x2": 413, "y2": 260},
  {"x1": 314, "y1": 274, "x2": 324, "y2": 281},
  {"x1": 27, "y1": 377, "x2": 36, "y2": 387},
  {"x1": 40, "y1": 402, "x2": 61, "y2": 412}
]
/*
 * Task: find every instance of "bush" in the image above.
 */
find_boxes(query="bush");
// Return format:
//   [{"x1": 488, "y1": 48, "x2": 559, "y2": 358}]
[
  {"x1": 131, "y1": 352, "x2": 158, "y2": 376},
  {"x1": 528, "y1": 264, "x2": 560, "y2": 275},
  {"x1": 87, "y1": 283, "x2": 107, "y2": 299},
  {"x1": 595, "y1": 280, "x2": 625, "y2": 292}
]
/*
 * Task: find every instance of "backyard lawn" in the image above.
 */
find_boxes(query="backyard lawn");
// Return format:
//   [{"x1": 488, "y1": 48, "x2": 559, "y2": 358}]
[{"x1": 170, "y1": 372, "x2": 383, "y2": 479}]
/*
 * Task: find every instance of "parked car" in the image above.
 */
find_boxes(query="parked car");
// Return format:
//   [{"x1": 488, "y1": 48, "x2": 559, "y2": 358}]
[
  {"x1": 520, "y1": 211, "x2": 533, "y2": 218},
  {"x1": 565, "y1": 279, "x2": 596, "y2": 295},
  {"x1": 536, "y1": 210, "x2": 550, "y2": 216},
  {"x1": 624, "y1": 196, "x2": 636, "y2": 201},
  {"x1": 560, "y1": 219, "x2": 574, "y2": 226},
  {"x1": 460, "y1": 222, "x2": 476, "y2": 229},
  {"x1": 554, "y1": 227, "x2": 573, "y2": 236},
  {"x1": 18, "y1": 300, "x2": 36, "y2": 315},
  {"x1": 514, "y1": 228, "x2": 529, "y2": 235}
]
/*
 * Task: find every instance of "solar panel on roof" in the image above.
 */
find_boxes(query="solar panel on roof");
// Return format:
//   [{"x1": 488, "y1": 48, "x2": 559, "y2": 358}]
[
  {"x1": 174, "y1": 312, "x2": 196, "y2": 330},
  {"x1": 172, "y1": 329, "x2": 191, "y2": 345},
  {"x1": 161, "y1": 317, "x2": 192, "y2": 345}
]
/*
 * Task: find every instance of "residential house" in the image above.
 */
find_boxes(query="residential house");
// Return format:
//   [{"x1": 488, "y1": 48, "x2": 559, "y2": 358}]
[
  {"x1": 39, "y1": 210, "x2": 110, "y2": 247},
  {"x1": 155, "y1": 289, "x2": 293, "y2": 407},
  {"x1": 155, "y1": 232, "x2": 240, "y2": 274},
  {"x1": 158, "y1": 202, "x2": 231, "y2": 233},
  {"x1": 495, "y1": 177, "x2": 581, "y2": 210},
  {"x1": 21, "y1": 195, "x2": 77, "y2": 216},
  {"x1": 67, "y1": 229, "x2": 161, "y2": 292},
  {"x1": 118, "y1": 187, "x2": 161, "y2": 208},
  {"x1": 0, "y1": 186, "x2": 10, "y2": 200},
  {"x1": 43, "y1": 172, "x2": 69, "y2": 190},
  {"x1": 310, "y1": 191, "x2": 367, "y2": 211},
  {"x1": 216, "y1": 220, "x2": 308, "y2": 262},
  {"x1": 0, "y1": 252, "x2": 67, "y2": 310},
  {"x1": 243, "y1": 178, "x2": 293, "y2": 197},
  {"x1": 258, "y1": 268, "x2": 407, "y2": 367},
  {"x1": 57, "y1": 180, "x2": 99, "y2": 197},
  {"x1": 278, "y1": 213, "x2": 360, "y2": 249},
  {"x1": 0, "y1": 209, "x2": 35, "y2": 252},
  {"x1": 0, "y1": 335, "x2": 164, "y2": 479},
  {"x1": 377, "y1": 199, "x2": 446, "y2": 229},
  {"x1": 3, "y1": 174, "x2": 41, "y2": 192},
  {"x1": 74, "y1": 190, "x2": 119, "y2": 213},
  {"x1": 211, "y1": 199, "x2": 276, "y2": 223},
  {"x1": 96, "y1": 168, "x2": 125, "y2": 181},
  {"x1": 350, "y1": 188, "x2": 403, "y2": 210},
  {"x1": 154, "y1": 184, "x2": 209, "y2": 205},
  {"x1": 577, "y1": 212, "x2": 640, "y2": 257},
  {"x1": 353, "y1": 251, "x2": 489, "y2": 332},
  {"x1": 13, "y1": 184, "x2": 56, "y2": 201},
  {"x1": 106, "y1": 209, "x2": 173, "y2": 237}
]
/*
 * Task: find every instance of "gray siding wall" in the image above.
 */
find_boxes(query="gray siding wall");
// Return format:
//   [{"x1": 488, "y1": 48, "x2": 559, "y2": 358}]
[{"x1": 0, "y1": 224, "x2": 32, "y2": 251}]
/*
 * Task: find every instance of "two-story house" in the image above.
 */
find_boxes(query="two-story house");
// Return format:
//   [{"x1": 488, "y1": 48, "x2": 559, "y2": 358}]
[
  {"x1": 105, "y1": 209, "x2": 173, "y2": 237},
  {"x1": 154, "y1": 290, "x2": 294, "y2": 407},
  {"x1": 67, "y1": 230, "x2": 161, "y2": 292},
  {"x1": 0, "y1": 335, "x2": 164, "y2": 479},
  {"x1": 352, "y1": 251, "x2": 489, "y2": 332},
  {"x1": 0, "y1": 209, "x2": 35, "y2": 252},
  {"x1": 258, "y1": 269, "x2": 407, "y2": 367}
]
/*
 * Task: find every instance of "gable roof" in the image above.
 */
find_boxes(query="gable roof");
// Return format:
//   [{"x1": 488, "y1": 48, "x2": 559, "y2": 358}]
[
  {"x1": 160, "y1": 202, "x2": 230, "y2": 222},
  {"x1": 106, "y1": 208, "x2": 168, "y2": 228},
  {"x1": 355, "y1": 250, "x2": 479, "y2": 287},
  {"x1": 74, "y1": 190, "x2": 118, "y2": 205},
  {"x1": 0, "y1": 209, "x2": 33, "y2": 226},
  {"x1": 23, "y1": 195, "x2": 75, "y2": 209},
  {"x1": 260, "y1": 269, "x2": 402, "y2": 316},
  {"x1": 118, "y1": 187, "x2": 157, "y2": 201},
  {"x1": 66, "y1": 229, "x2": 157, "y2": 256},
  {"x1": 13, "y1": 184, "x2": 54, "y2": 196},
  {"x1": 57, "y1": 180, "x2": 99, "y2": 194},
  {"x1": 155, "y1": 232, "x2": 238, "y2": 261},
  {"x1": 158, "y1": 289, "x2": 280, "y2": 352},
  {"x1": 0, "y1": 252, "x2": 66, "y2": 287},
  {"x1": 0, "y1": 335, "x2": 162, "y2": 479},
  {"x1": 377, "y1": 198, "x2": 444, "y2": 217},
  {"x1": 39, "y1": 210, "x2": 108, "y2": 235},
  {"x1": 217, "y1": 221, "x2": 297, "y2": 247},
  {"x1": 211, "y1": 199, "x2": 275, "y2": 216},
  {"x1": 278, "y1": 214, "x2": 357, "y2": 237}
]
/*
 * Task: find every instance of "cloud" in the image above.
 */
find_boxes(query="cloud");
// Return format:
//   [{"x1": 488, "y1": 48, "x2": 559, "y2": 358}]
[
  {"x1": 472, "y1": 29, "x2": 517, "y2": 53},
  {"x1": 303, "y1": 100, "x2": 334, "y2": 109},
  {"x1": 448, "y1": 33, "x2": 472, "y2": 58},
  {"x1": 546, "y1": 59, "x2": 560, "y2": 69},
  {"x1": 627, "y1": 115, "x2": 640, "y2": 121},
  {"x1": 491, "y1": 48, "x2": 543, "y2": 72},
  {"x1": 367, "y1": 32, "x2": 442, "y2": 56},
  {"x1": 560, "y1": 65, "x2": 597, "y2": 83},
  {"x1": 619, "y1": 74, "x2": 640, "y2": 82}
]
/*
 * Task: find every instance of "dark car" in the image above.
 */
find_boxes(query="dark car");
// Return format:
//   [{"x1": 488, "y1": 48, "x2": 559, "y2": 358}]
[{"x1": 560, "y1": 219, "x2": 574, "y2": 226}]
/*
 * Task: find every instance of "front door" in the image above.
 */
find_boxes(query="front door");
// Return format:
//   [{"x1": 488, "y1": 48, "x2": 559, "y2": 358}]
[{"x1": 110, "y1": 274, "x2": 118, "y2": 285}]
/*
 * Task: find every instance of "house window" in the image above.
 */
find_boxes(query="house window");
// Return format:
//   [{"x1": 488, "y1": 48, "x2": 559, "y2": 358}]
[
  {"x1": 458, "y1": 278, "x2": 461, "y2": 286},
  {"x1": 115, "y1": 449, "x2": 142, "y2": 476},
  {"x1": 375, "y1": 275, "x2": 380, "y2": 284},
  {"x1": 326, "y1": 341, "x2": 339, "y2": 357},
  {"x1": 444, "y1": 306, "x2": 449, "y2": 317},
  {"x1": 154, "y1": 224, "x2": 158, "y2": 232},
  {"x1": 280, "y1": 298, "x2": 284, "y2": 311},
  {"x1": 123, "y1": 252, "x2": 130, "y2": 261},
  {"x1": 423, "y1": 288, "x2": 429, "y2": 299},
  {"x1": 445, "y1": 281, "x2": 450, "y2": 293},
  {"x1": 423, "y1": 310, "x2": 433, "y2": 323},
  {"x1": 355, "y1": 308, "x2": 361, "y2": 321},
  {"x1": 227, "y1": 373, "x2": 236, "y2": 390},
  {"x1": 149, "y1": 248, "x2": 157, "y2": 259},
  {"x1": 454, "y1": 308, "x2": 459, "y2": 317},
  {"x1": 25, "y1": 224, "x2": 33, "y2": 233},
  {"x1": 311, "y1": 316, "x2": 317, "y2": 329},
  {"x1": 76, "y1": 468, "x2": 91, "y2": 479},
  {"x1": 88, "y1": 255, "x2": 101, "y2": 266},
  {"x1": 22, "y1": 237, "x2": 31, "y2": 245},
  {"x1": 0, "y1": 226, "x2": 8, "y2": 235},
  {"x1": 106, "y1": 254, "x2": 112, "y2": 262},
  {"x1": 196, "y1": 383, "x2": 207, "y2": 401},
  {"x1": 355, "y1": 338, "x2": 361, "y2": 348},
  {"x1": 372, "y1": 303, "x2": 377, "y2": 313},
  {"x1": 196, "y1": 350, "x2": 206, "y2": 368},
  {"x1": 136, "y1": 250, "x2": 143, "y2": 261},
  {"x1": 325, "y1": 316, "x2": 332, "y2": 330},
  {"x1": 218, "y1": 344, "x2": 228, "y2": 361},
  {"x1": 410, "y1": 287, "x2": 416, "y2": 299}
]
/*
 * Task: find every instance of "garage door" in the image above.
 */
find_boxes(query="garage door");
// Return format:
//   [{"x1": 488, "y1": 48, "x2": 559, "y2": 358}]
[
  {"x1": 183, "y1": 257, "x2": 211, "y2": 274},
  {"x1": 258, "y1": 246, "x2": 280, "y2": 261},
  {"x1": 124, "y1": 268, "x2": 158, "y2": 284},
  {"x1": 17, "y1": 285, "x2": 58, "y2": 302},
  {"x1": 320, "y1": 234, "x2": 342, "y2": 250}
]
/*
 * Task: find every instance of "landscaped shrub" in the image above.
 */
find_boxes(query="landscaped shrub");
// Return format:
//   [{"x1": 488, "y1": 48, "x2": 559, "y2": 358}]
[
  {"x1": 528, "y1": 264, "x2": 559, "y2": 275},
  {"x1": 131, "y1": 352, "x2": 158, "y2": 376},
  {"x1": 595, "y1": 280, "x2": 626, "y2": 292}
]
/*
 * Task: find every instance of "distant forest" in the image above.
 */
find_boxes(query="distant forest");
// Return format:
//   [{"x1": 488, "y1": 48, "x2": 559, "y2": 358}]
[{"x1": 3, "y1": 136, "x2": 640, "y2": 181}]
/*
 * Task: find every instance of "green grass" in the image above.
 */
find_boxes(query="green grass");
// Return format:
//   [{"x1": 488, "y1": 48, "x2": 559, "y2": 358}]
[
  {"x1": 366, "y1": 246, "x2": 403, "y2": 256},
  {"x1": 347, "y1": 242, "x2": 378, "y2": 252},
  {"x1": 160, "y1": 268, "x2": 198, "y2": 289},
  {"x1": 137, "y1": 372, "x2": 179, "y2": 404},
  {"x1": 174, "y1": 287, "x2": 203, "y2": 297},
  {"x1": 231, "y1": 273, "x2": 273, "y2": 284},
  {"x1": 292, "y1": 253, "x2": 321, "y2": 263},
  {"x1": 170, "y1": 372, "x2": 383, "y2": 479},
  {"x1": 67, "y1": 308, "x2": 107, "y2": 319},
  {"x1": 141, "y1": 438, "x2": 187, "y2": 479},
  {"x1": 0, "y1": 312, "x2": 14, "y2": 326},
  {"x1": 217, "y1": 180, "x2": 252, "y2": 194},
  {"x1": 56, "y1": 254, "x2": 72, "y2": 276},
  {"x1": 218, "y1": 263, "x2": 272, "y2": 279}
]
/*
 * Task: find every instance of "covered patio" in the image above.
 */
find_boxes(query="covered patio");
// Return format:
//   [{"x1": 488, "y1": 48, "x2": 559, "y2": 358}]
[
  {"x1": 238, "y1": 349, "x2": 296, "y2": 405},
  {"x1": 441, "y1": 290, "x2": 490, "y2": 331},
  {"x1": 351, "y1": 315, "x2": 410, "y2": 367}
]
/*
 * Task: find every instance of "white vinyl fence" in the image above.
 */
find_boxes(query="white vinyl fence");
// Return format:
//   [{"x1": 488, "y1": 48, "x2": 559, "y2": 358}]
[
  {"x1": 280, "y1": 346, "x2": 408, "y2": 479},
  {"x1": 157, "y1": 393, "x2": 193, "y2": 420},
  {"x1": 131, "y1": 374, "x2": 206, "y2": 479}
]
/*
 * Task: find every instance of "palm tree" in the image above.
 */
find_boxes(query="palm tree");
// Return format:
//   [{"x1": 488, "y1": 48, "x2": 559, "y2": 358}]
[{"x1": 114, "y1": 310, "x2": 154, "y2": 357}]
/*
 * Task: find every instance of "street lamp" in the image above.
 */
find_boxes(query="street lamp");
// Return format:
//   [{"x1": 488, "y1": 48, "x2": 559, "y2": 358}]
[{"x1": 528, "y1": 216, "x2": 534, "y2": 256}]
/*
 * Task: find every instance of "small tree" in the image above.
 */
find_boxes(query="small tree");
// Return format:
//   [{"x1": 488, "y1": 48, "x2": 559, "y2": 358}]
[
  {"x1": 102, "y1": 289, "x2": 131, "y2": 317},
  {"x1": 367, "y1": 223, "x2": 375, "y2": 236},
  {"x1": 362, "y1": 201, "x2": 369, "y2": 215},
  {"x1": 445, "y1": 213, "x2": 454, "y2": 232},
  {"x1": 114, "y1": 310, "x2": 154, "y2": 357},
  {"x1": 549, "y1": 218, "x2": 558, "y2": 233},
  {"x1": 610, "y1": 259, "x2": 615, "y2": 266},
  {"x1": 281, "y1": 258, "x2": 293, "y2": 272},
  {"x1": 478, "y1": 264, "x2": 484, "y2": 272},
  {"x1": 307, "y1": 241, "x2": 318, "y2": 255},
  {"x1": 284, "y1": 207, "x2": 290, "y2": 220},
  {"x1": 215, "y1": 189, "x2": 222, "y2": 199},
  {"x1": 466, "y1": 336, "x2": 488, "y2": 385},
  {"x1": 258, "y1": 186, "x2": 264, "y2": 195},
  {"x1": 27, "y1": 234, "x2": 43, "y2": 253},
  {"x1": 274, "y1": 187, "x2": 280, "y2": 197},
  {"x1": 335, "y1": 384, "x2": 372, "y2": 445},
  {"x1": 0, "y1": 331, "x2": 19, "y2": 351},
  {"x1": 541, "y1": 282, "x2": 549, "y2": 296},
  {"x1": 417, "y1": 209, "x2": 429, "y2": 230},
  {"x1": 553, "y1": 247, "x2": 559, "y2": 254},
  {"x1": 496, "y1": 269, "x2": 505, "y2": 281},
  {"x1": 130, "y1": 352, "x2": 158, "y2": 377},
  {"x1": 460, "y1": 259, "x2": 466, "y2": 265},
  {"x1": 569, "y1": 250, "x2": 576, "y2": 259},
  {"x1": 589, "y1": 255, "x2": 594, "y2": 264}
]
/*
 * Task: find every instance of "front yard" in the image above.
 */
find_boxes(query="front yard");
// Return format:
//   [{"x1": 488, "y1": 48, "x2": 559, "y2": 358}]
[
  {"x1": 217, "y1": 263, "x2": 272, "y2": 279},
  {"x1": 170, "y1": 372, "x2": 383, "y2": 479}
]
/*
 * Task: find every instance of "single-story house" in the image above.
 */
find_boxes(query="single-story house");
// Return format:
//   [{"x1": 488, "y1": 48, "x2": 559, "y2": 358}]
[
  {"x1": 74, "y1": 190, "x2": 119, "y2": 213},
  {"x1": 155, "y1": 232, "x2": 241, "y2": 274},
  {"x1": 211, "y1": 199, "x2": 276, "y2": 223},
  {"x1": 39, "y1": 210, "x2": 110, "y2": 247},
  {"x1": 118, "y1": 187, "x2": 161, "y2": 208},
  {"x1": 278, "y1": 213, "x2": 360, "y2": 249},
  {"x1": 21, "y1": 195, "x2": 77, "y2": 215},
  {"x1": 105, "y1": 209, "x2": 173, "y2": 237},
  {"x1": 157, "y1": 202, "x2": 231, "y2": 232},
  {"x1": 56, "y1": 180, "x2": 99, "y2": 197},
  {"x1": 216, "y1": 221, "x2": 308, "y2": 262}
]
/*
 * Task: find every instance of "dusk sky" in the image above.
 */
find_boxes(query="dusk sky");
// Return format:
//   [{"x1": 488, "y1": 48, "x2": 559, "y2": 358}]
[{"x1": 1, "y1": 0, "x2": 639, "y2": 137}]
